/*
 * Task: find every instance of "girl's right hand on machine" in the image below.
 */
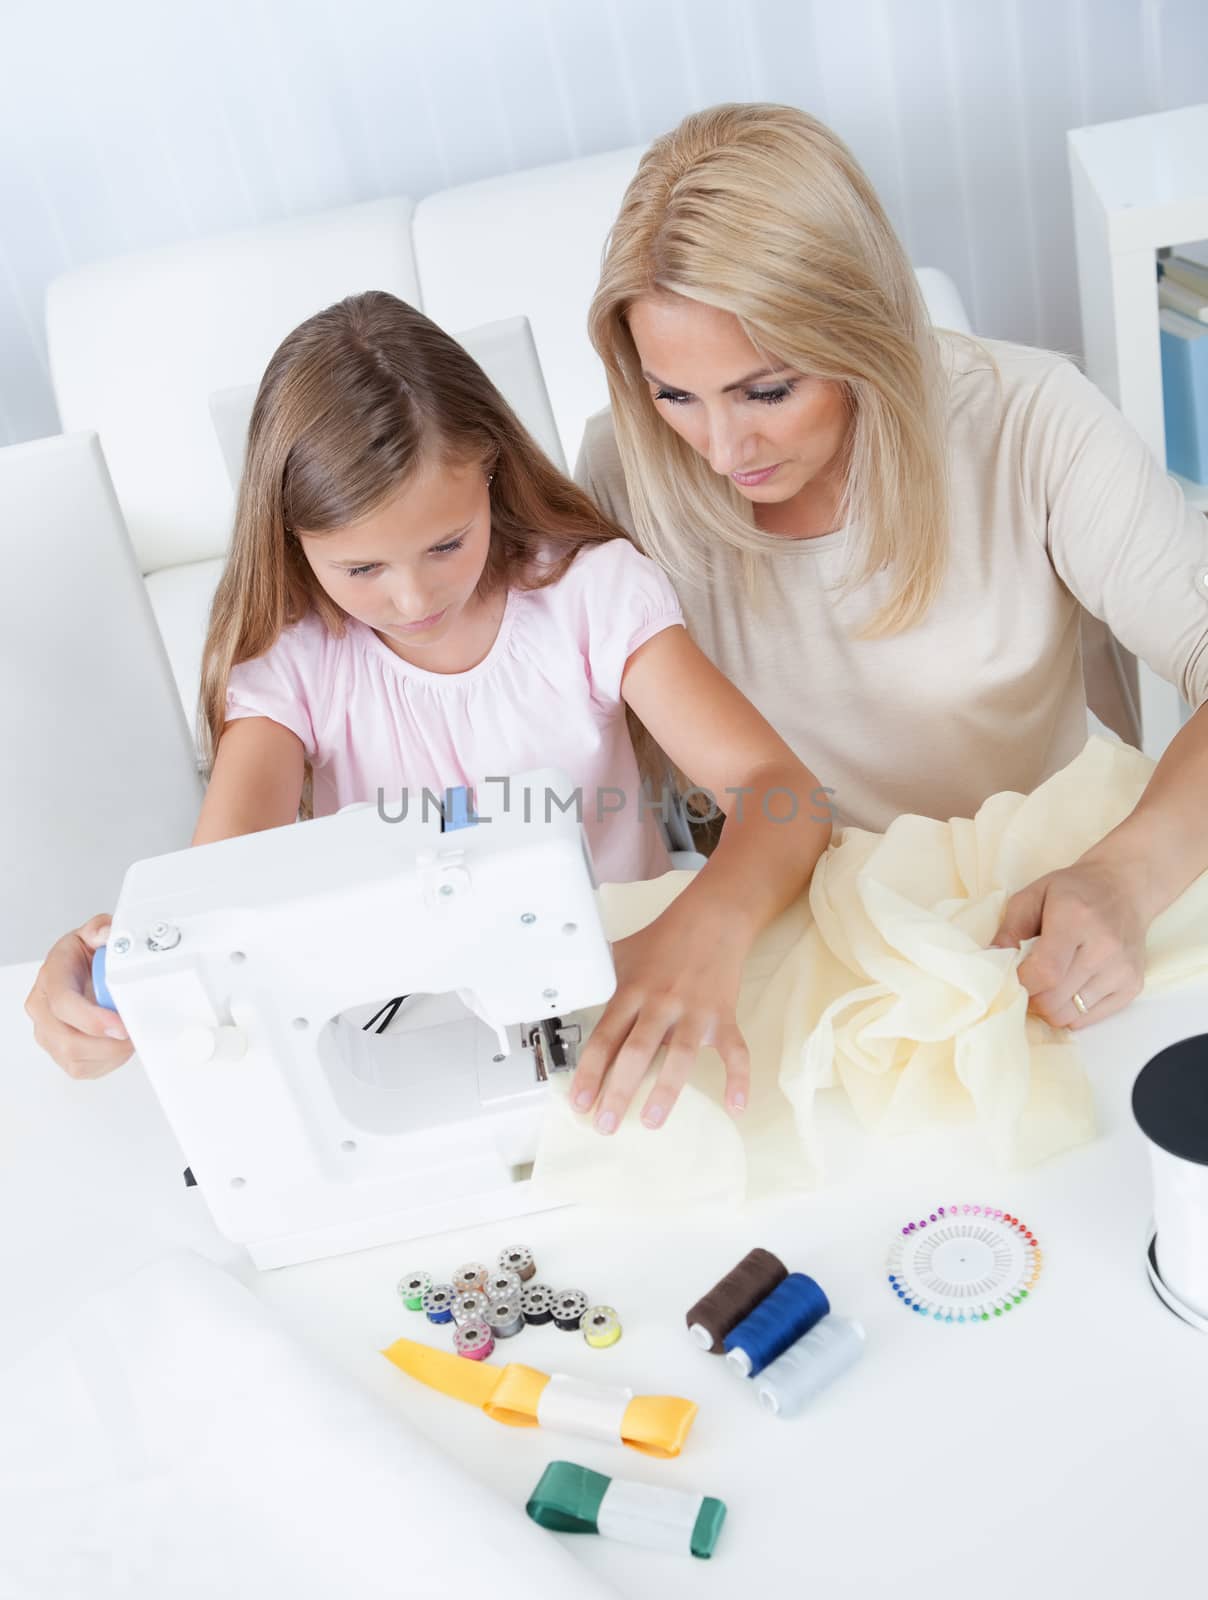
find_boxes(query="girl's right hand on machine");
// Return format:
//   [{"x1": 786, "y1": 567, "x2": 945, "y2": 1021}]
[{"x1": 24, "y1": 914, "x2": 133, "y2": 1078}]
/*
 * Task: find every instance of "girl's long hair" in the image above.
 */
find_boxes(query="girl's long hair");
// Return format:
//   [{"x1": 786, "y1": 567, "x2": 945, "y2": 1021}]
[
  {"x1": 589, "y1": 101, "x2": 964, "y2": 636},
  {"x1": 199, "y1": 290, "x2": 619, "y2": 771}
]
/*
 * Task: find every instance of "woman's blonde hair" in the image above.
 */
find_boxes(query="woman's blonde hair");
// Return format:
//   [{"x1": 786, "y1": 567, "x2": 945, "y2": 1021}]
[
  {"x1": 199, "y1": 291, "x2": 619, "y2": 773},
  {"x1": 589, "y1": 102, "x2": 958, "y2": 635}
]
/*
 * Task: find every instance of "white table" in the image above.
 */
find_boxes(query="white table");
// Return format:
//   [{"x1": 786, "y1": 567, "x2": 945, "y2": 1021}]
[{"x1": 4, "y1": 959, "x2": 1207, "y2": 1596}]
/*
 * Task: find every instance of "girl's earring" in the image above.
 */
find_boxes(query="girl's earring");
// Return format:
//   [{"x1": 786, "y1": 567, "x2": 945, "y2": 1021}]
[{"x1": 486, "y1": 471, "x2": 495, "y2": 487}]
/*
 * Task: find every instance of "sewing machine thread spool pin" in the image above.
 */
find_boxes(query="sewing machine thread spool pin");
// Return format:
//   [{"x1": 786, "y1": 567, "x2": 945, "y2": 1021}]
[
  {"x1": 422, "y1": 1284, "x2": 456, "y2": 1324},
  {"x1": 485, "y1": 1300, "x2": 524, "y2": 1339},
  {"x1": 498, "y1": 1246, "x2": 535, "y2": 1282},
  {"x1": 147, "y1": 921, "x2": 180, "y2": 952},
  {"x1": 582, "y1": 1306, "x2": 622, "y2": 1348},
  {"x1": 452, "y1": 1290, "x2": 489, "y2": 1325},
  {"x1": 485, "y1": 1269, "x2": 523, "y2": 1305},
  {"x1": 552, "y1": 1290, "x2": 589, "y2": 1331},
  {"x1": 521, "y1": 1284, "x2": 554, "y2": 1325},
  {"x1": 398, "y1": 1271, "x2": 431, "y2": 1311},
  {"x1": 452, "y1": 1262, "x2": 489, "y2": 1293},
  {"x1": 454, "y1": 1318, "x2": 496, "y2": 1360}
]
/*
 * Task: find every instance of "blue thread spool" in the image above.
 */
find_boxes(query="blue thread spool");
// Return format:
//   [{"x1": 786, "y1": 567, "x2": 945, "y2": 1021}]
[
  {"x1": 91, "y1": 945, "x2": 117, "y2": 1012},
  {"x1": 723, "y1": 1273, "x2": 830, "y2": 1377}
]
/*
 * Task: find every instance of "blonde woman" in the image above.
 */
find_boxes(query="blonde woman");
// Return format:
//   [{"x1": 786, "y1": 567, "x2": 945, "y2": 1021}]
[{"x1": 566, "y1": 101, "x2": 1208, "y2": 1115}]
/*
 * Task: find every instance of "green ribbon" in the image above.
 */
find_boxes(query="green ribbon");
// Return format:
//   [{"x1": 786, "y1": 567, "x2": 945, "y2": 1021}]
[{"x1": 526, "y1": 1460, "x2": 726, "y2": 1559}]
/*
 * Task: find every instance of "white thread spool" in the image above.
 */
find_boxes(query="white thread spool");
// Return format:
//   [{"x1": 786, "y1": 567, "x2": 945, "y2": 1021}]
[
  {"x1": 755, "y1": 1317, "x2": 866, "y2": 1417},
  {"x1": 1133, "y1": 1036, "x2": 1208, "y2": 1326}
]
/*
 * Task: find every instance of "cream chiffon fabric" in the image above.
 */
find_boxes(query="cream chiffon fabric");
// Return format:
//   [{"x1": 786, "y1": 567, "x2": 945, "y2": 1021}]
[{"x1": 533, "y1": 737, "x2": 1208, "y2": 1206}]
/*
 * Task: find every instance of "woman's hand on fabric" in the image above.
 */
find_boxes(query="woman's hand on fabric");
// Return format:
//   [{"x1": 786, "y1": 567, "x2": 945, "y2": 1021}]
[
  {"x1": 990, "y1": 855, "x2": 1149, "y2": 1029},
  {"x1": 24, "y1": 914, "x2": 133, "y2": 1078},
  {"x1": 567, "y1": 901, "x2": 751, "y2": 1133}
]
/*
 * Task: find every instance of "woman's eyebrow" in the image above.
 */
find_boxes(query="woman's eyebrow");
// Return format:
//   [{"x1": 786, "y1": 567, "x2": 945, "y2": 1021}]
[{"x1": 642, "y1": 366, "x2": 792, "y2": 393}]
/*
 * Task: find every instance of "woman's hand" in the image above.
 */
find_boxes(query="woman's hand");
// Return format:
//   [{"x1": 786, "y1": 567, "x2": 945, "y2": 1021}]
[
  {"x1": 991, "y1": 854, "x2": 1149, "y2": 1029},
  {"x1": 24, "y1": 914, "x2": 133, "y2": 1078},
  {"x1": 568, "y1": 896, "x2": 751, "y2": 1132}
]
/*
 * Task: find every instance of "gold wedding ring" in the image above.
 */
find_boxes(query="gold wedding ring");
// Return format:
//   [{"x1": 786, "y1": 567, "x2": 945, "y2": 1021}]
[{"x1": 1072, "y1": 990, "x2": 1089, "y2": 1016}]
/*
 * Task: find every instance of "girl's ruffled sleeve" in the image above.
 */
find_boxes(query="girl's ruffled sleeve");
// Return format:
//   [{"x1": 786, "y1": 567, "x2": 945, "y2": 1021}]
[
  {"x1": 224, "y1": 624, "x2": 318, "y2": 755},
  {"x1": 572, "y1": 538, "x2": 685, "y2": 705}
]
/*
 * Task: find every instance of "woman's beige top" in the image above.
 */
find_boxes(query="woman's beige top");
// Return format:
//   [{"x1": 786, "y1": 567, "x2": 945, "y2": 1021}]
[{"x1": 575, "y1": 332, "x2": 1208, "y2": 832}]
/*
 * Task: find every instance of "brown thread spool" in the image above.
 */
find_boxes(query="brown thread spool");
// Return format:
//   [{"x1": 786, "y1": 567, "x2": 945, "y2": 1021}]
[{"x1": 686, "y1": 1248, "x2": 788, "y2": 1353}]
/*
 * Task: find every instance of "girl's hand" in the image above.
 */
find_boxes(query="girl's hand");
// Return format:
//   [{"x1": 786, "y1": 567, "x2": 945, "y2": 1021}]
[
  {"x1": 990, "y1": 855, "x2": 1148, "y2": 1028},
  {"x1": 23, "y1": 915, "x2": 133, "y2": 1079},
  {"x1": 568, "y1": 898, "x2": 751, "y2": 1132}
]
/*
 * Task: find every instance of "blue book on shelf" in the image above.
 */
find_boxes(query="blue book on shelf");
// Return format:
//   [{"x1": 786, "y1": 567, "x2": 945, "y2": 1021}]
[{"x1": 1160, "y1": 307, "x2": 1208, "y2": 485}]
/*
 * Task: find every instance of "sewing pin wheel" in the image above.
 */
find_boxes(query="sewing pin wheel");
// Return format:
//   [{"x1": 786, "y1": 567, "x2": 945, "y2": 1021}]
[{"x1": 886, "y1": 1205, "x2": 1043, "y2": 1323}]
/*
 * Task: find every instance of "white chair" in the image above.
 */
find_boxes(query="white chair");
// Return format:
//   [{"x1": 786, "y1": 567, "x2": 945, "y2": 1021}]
[
  {"x1": 0, "y1": 434, "x2": 202, "y2": 963},
  {"x1": 46, "y1": 198, "x2": 421, "y2": 725}
]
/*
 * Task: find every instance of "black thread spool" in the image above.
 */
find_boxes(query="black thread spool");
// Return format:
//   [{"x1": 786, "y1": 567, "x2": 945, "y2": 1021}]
[{"x1": 685, "y1": 1248, "x2": 788, "y2": 1353}]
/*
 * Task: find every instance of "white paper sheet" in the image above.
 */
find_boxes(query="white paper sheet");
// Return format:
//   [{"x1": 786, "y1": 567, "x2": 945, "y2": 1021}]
[{"x1": 0, "y1": 1254, "x2": 619, "y2": 1599}]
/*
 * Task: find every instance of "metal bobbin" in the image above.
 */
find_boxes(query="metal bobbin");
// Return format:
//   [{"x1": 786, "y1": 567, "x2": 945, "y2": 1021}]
[
  {"x1": 521, "y1": 1283, "x2": 555, "y2": 1326},
  {"x1": 581, "y1": 1305, "x2": 622, "y2": 1348},
  {"x1": 485, "y1": 1299, "x2": 525, "y2": 1339},
  {"x1": 452, "y1": 1261, "x2": 489, "y2": 1293},
  {"x1": 484, "y1": 1269, "x2": 523, "y2": 1305},
  {"x1": 498, "y1": 1245, "x2": 536, "y2": 1282},
  {"x1": 452, "y1": 1289, "x2": 489, "y2": 1326},
  {"x1": 398, "y1": 1270, "x2": 431, "y2": 1312},
  {"x1": 422, "y1": 1283, "x2": 456, "y2": 1324},
  {"x1": 552, "y1": 1289, "x2": 589, "y2": 1331},
  {"x1": 453, "y1": 1318, "x2": 496, "y2": 1361}
]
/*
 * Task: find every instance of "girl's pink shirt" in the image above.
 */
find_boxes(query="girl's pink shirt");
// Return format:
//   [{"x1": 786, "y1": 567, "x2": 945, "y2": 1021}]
[{"x1": 224, "y1": 538, "x2": 684, "y2": 883}]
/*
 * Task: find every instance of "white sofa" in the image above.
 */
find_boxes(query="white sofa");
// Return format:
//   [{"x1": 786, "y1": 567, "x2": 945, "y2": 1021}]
[{"x1": 44, "y1": 145, "x2": 972, "y2": 731}]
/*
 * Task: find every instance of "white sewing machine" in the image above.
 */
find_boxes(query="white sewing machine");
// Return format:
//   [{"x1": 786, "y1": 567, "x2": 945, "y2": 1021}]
[{"x1": 95, "y1": 769, "x2": 616, "y2": 1268}]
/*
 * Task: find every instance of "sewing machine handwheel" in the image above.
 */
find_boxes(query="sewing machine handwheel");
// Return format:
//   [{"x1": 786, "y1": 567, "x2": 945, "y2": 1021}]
[{"x1": 91, "y1": 944, "x2": 118, "y2": 1013}]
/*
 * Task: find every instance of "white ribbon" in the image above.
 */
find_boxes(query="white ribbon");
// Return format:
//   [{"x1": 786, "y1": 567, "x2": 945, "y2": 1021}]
[
  {"x1": 595, "y1": 1479, "x2": 705, "y2": 1554},
  {"x1": 534, "y1": 1374, "x2": 632, "y2": 1443}
]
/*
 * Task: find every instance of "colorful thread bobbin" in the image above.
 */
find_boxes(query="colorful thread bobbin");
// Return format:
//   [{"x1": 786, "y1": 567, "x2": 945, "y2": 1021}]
[
  {"x1": 453, "y1": 1318, "x2": 495, "y2": 1361},
  {"x1": 553, "y1": 1289, "x2": 590, "y2": 1331},
  {"x1": 522, "y1": 1284, "x2": 555, "y2": 1326},
  {"x1": 452, "y1": 1289, "x2": 490, "y2": 1326},
  {"x1": 686, "y1": 1249, "x2": 788, "y2": 1353},
  {"x1": 485, "y1": 1269, "x2": 523, "y2": 1306},
  {"x1": 582, "y1": 1306, "x2": 622, "y2": 1348},
  {"x1": 498, "y1": 1245, "x2": 536, "y2": 1282},
  {"x1": 724, "y1": 1273, "x2": 830, "y2": 1377},
  {"x1": 422, "y1": 1283, "x2": 456, "y2": 1324},
  {"x1": 885, "y1": 1203, "x2": 1043, "y2": 1324},
  {"x1": 452, "y1": 1262, "x2": 489, "y2": 1294},
  {"x1": 398, "y1": 1270, "x2": 431, "y2": 1312},
  {"x1": 485, "y1": 1299, "x2": 525, "y2": 1339}
]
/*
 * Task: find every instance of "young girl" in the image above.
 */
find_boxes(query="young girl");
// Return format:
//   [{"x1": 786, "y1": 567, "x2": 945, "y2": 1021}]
[{"x1": 31, "y1": 292, "x2": 831, "y2": 1132}]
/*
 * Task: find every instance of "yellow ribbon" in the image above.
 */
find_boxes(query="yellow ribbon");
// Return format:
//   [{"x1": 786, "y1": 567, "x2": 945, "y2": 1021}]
[{"x1": 382, "y1": 1337, "x2": 697, "y2": 1458}]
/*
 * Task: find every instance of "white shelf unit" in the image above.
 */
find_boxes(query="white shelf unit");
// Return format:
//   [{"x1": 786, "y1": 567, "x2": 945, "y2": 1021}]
[{"x1": 1068, "y1": 102, "x2": 1208, "y2": 759}]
